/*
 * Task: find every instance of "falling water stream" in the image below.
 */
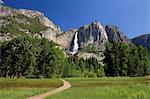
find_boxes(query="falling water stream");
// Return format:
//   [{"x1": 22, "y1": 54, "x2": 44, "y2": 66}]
[{"x1": 70, "y1": 32, "x2": 79, "y2": 55}]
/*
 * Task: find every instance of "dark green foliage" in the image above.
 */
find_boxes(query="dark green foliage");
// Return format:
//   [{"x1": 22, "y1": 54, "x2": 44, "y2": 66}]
[
  {"x1": 104, "y1": 42, "x2": 149, "y2": 77},
  {"x1": 83, "y1": 71, "x2": 97, "y2": 78},
  {"x1": 62, "y1": 56, "x2": 105, "y2": 78},
  {"x1": 0, "y1": 35, "x2": 33, "y2": 77},
  {"x1": 1, "y1": 37, "x2": 104, "y2": 78},
  {"x1": 0, "y1": 36, "x2": 65, "y2": 78},
  {"x1": 0, "y1": 36, "x2": 149, "y2": 78},
  {"x1": 35, "y1": 39, "x2": 64, "y2": 78},
  {"x1": 97, "y1": 66, "x2": 105, "y2": 77}
]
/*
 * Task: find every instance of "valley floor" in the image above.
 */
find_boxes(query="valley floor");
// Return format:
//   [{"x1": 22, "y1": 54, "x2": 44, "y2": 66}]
[
  {"x1": 26, "y1": 79, "x2": 71, "y2": 99},
  {"x1": 48, "y1": 77, "x2": 150, "y2": 99},
  {"x1": 0, "y1": 77, "x2": 150, "y2": 99},
  {"x1": 0, "y1": 78, "x2": 62, "y2": 99}
]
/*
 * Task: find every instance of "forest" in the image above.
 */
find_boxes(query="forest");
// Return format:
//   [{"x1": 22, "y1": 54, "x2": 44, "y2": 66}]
[{"x1": 0, "y1": 35, "x2": 149, "y2": 78}]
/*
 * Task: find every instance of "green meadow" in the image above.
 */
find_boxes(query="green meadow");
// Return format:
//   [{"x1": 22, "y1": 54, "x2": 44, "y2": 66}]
[
  {"x1": 48, "y1": 77, "x2": 150, "y2": 99},
  {"x1": 0, "y1": 78, "x2": 62, "y2": 99},
  {"x1": 0, "y1": 77, "x2": 150, "y2": 99}
]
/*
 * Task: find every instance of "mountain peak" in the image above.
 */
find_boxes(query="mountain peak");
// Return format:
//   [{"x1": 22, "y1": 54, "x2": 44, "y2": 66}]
[
  {"x1": 105, "y1": 25, "x2": 133, "y2": 45},
  {"x1": 91, "y1": 20, "x2": 101, "y2": 25}
]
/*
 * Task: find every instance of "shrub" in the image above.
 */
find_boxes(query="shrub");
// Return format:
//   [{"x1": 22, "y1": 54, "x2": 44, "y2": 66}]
[
  {"x1": 97, "y1": 66, "x2": 105, "y2": 77},
  {"x1": 72, "y1": 70, "x2": 84, "y2": 77},
  {"x1": 84, "y1": 71, "x2": 97, "y2": 78}
]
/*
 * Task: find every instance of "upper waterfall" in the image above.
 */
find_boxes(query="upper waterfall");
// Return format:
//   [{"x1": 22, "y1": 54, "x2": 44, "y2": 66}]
[{"x1": 70, "y1": 32, "x2": 79, "y2": 55}]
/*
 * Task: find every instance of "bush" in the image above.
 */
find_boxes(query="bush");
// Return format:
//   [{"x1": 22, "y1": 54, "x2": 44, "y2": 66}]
[
  {"x1": 72, "y1": 70, "x2": 84, "y2": 77},
  {"x1": 97, "y1": 66, "x2": 105, "y2": 77},
  {"x1": 84, "y1": 71, "x2": 97, "y2": 78}
]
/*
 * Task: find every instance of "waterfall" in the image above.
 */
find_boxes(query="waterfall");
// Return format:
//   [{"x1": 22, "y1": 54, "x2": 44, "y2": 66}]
[{"x1": 70, "y1": 32, "x2": 79, "y2": 55}]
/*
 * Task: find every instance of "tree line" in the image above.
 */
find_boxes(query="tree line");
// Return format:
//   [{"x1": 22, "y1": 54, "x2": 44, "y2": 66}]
[
  {"x1": 0, "y1": 36, "x2": 149, "y2": 78},
  {"x1": 104, "y1": 42, "x2": 150, "y2": 77},
  {"x1": 0, "y1": 35, "x2": 104, "y2": 78},
  {"x1": 0, "y1": 35, "x2": 64, "y2": 78}
]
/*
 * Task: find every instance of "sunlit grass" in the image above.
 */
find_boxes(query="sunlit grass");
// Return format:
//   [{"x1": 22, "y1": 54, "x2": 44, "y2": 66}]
[
  {"x1": 0, "y1": 88, "x2": 49, "y2": 99},
  {"x1": 47, "y1": 77, "x2": 150, "y2": 99},
  {"x1": 0, "y1": 78, "x2": 62, "y2": 99}
]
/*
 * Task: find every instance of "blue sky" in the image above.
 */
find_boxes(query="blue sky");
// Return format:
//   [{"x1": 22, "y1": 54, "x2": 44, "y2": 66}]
[{"x1": 2, "y1": 0, "x2": 150, "y2": 38}]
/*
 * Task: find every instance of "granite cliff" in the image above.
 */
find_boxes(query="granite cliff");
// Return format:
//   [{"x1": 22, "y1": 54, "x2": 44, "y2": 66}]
[{"x1": 0, "y1": 5, "x2": 138, "y2": 62}]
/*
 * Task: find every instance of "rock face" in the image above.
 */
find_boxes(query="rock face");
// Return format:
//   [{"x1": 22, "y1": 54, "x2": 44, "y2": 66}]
[
  {"x1": 0, "y1": 6, "x2": 16, "y2": 16},
  {"x1": 78, "y1": 21, "x2": 108, "y2": 50},
  {"x1": 132, "y1": 34, "x2": 150, "y2": 52},
  {"x1": 0, "y1": 5, "x2": 62, "y2": 41},
  {"x1": 72, "y1": 21, "x2": 109, "y2": 62},
  {"x1": 18, "y1": 9, "x2": 62, "y2": 34},
  {"x1": 0, "y1": 5, "x2": 76, "y2": 57},
  {"x1": 105, "y1": 25, "x2": 133, "y2": 45},
  {"x1": 56, "y1": 29, "x2": 77, "y2": 50},
  {"x1": 1, "y1": 5, "x2": 140, "y2": 63},
  {"x1": 0, "y1": 5, "x2": 61, "y2": 33}
]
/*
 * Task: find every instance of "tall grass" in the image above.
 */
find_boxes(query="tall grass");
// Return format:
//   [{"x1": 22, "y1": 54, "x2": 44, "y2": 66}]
[
  {"x1": 47, "y1": 77, "x2": 150, "y2": 99},
  {"x1": 48, "y1": 84, "x2": 150, "y2": 99},
  {"x1": 0, "y1": 88, "x2": 48, "y2": 99},
  {"x1": 0, "y1": 78, "x2": 62, "y2": 99}
]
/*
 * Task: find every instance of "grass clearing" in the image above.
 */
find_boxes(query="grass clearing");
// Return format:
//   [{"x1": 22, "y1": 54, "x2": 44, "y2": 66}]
[
  {"x1": 0, "y1": 78, "x2": 62, "y2": 99},
  {"x1": 48, "y1": 77, "x2": 150, "y2": 99}
]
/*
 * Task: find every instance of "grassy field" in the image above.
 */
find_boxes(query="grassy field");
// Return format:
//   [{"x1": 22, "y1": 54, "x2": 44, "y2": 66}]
[
  {"x1": 0, "y1": 78, "x2": 62, "y2": 99},
  {"x1": 48, "y1": 77, "x2": 150, "y2": 99},
  {"x1": 0, "y1": 77, "x2": 150, "y2": 99}
]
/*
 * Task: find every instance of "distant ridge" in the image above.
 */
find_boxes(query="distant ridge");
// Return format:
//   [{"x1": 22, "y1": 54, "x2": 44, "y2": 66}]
[{"x1": 132, "y1": 34, "x2": 150, "y2": 52}]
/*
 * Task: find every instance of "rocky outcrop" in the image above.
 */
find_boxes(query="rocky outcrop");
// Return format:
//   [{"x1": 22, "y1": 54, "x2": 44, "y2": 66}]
[
  {"x1": 18, "y1": 9, "x2": 61, "y2": 34},
  {"x1": 40, "y1": 28, "x2": 58, "y2": 41},
  {"x1": 0, "y1": 5, "x2": 61, "y2": 33},
  {"x1": 0, "y1": 6, "x2": 17, "y2": 17},
  {"x1": 56, "y1": 29, "x2": 77, "y2": 50},
  {"x1": 76, "y1": 51, "x2": 104, "y2": 64},
  {"x1": 105, "y1": 25, "x2": 133, "y2": 45},
  {"x1": 70, "y1": 21, "x2": 109, "y2": 62},
  {"x1": 0, "y1": 5, "x2": 62, "y2": 42},
  {"x1": 132, "y1": 34, "x2": 150, "y2": 52},
  {"x1": 77, "y1": 21, "x2": 108, "y2": 51},
  {"x1": 0, "y1": 33, "x2": 16, "y2": 41}
]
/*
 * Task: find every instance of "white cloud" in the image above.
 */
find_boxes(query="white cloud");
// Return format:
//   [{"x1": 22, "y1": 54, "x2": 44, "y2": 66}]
[{"x1": 0, "y1": 0, "x2": 4, "y2": 4}]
